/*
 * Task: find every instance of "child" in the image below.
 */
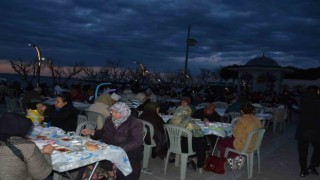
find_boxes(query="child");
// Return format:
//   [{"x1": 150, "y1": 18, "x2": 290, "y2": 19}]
[{"x1": 26, "y1": 101, "x2": 46, "y2": 125}]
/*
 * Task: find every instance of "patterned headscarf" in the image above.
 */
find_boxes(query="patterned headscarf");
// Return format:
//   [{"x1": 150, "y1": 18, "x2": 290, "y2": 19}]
[{"x1": 110, "y1": 102, "x2": 131, "y2": 128}]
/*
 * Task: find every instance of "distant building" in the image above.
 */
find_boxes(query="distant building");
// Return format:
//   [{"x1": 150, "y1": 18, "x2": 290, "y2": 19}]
[{"x1": 231, "y1": 54, "x2": 292, "y2": 94}]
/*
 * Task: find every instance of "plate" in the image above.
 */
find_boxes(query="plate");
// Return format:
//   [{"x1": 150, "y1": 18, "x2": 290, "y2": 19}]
[
  {"x1": 55, "y1": 147, "x2": 72, "y2": 152},
  {"x1": 60, "y1": 137, "x2": 72, "y2": 141}
]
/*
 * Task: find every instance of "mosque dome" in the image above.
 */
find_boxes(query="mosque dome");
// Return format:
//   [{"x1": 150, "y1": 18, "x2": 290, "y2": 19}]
[{"x1": 245, "y1": 55, "x2": 280, "y2": 67}]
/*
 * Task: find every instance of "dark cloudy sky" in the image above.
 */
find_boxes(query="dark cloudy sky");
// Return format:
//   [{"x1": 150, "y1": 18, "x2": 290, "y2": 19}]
[{"x1": 0, "y1": 0, "x2": 319, "y2": 74}]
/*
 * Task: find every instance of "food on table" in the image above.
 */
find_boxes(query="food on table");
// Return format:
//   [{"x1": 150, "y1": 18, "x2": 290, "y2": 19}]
[
  {"x1": 55, "y1": 147, "x2": 71, "y2": 152},
  {"x1": 36, "y1": 135, "x2": 48, "y2": 140},
  {"x1": 85, "y1": 142, "x2": 98, "y2": 151},
  {"x1": 60, "y1": 137, "x2": 72, "y2": 141}
]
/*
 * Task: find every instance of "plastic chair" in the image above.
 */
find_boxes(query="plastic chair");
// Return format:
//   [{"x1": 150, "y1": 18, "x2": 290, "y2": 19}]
[
  {"x1": 140, "y1": 120, "x2": 156, "y2": 170},
  {"x1": 4, "y1": 96, "x2": 14, "y2": 112},
  {"x1": 227, "y1": 112, "x2": 241, "y2": 123},
  {"x1": 11, "y1": 97, "x2": 25, "y2": 114},
  {"x1": 86, "y1": 111, "x2": 106, "y2": 129},
  {"x1": 271, "y1": 107, "x2": 287, "y2": 133},
  {"x1": 163, "y1": 124, "x2": 196, "y2": 180},
  {"x1": 75, "y1": 121, "x2": 97, "y2": 136},
  {"x1": 224, "y1": 128, "x2": 266, "y2": 178},
  {"x1": 77, "y1": 114, "x2": 88, "y2": 126}
]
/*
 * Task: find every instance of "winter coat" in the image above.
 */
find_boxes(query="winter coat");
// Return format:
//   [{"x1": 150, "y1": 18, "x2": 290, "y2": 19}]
[
  {"x1": 44, "y1": 104, "x2": 78, "y2": 132},
  {"x1": 295, "y1": 91, "x2": 320, "y2": 142},
  {"x1": 233, "y1": 114, "x2": 261, "y2": 152},
  {"x1": 94, "y1": 116, "x2": 144, "y2": 163}
]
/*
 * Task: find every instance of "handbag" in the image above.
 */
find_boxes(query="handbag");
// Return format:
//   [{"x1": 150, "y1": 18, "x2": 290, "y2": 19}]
[{"x1": 203, "y1": 155, "x2": 226, "y2": 174}]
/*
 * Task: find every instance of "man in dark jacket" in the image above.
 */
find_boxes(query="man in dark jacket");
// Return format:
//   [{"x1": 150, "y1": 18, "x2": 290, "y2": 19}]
[{"x1": 295, "y1": 86, "x2": 320, "y2": 177}]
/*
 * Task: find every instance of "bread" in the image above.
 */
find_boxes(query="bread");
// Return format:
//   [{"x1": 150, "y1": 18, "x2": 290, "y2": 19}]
[{"x1": 85, "y1": 142, "x2": 98, "y2": 151}]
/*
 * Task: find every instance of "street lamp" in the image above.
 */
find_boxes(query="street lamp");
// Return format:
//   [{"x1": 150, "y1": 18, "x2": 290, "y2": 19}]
[
  {"x1": 28, "y1": 43, "x2": 43, "y2": 87},
  {"x1": 134, "y1": 61, "x2": 147, "y2": 89},
  {"x1": 184, "y1": 25, "x2": 197, "y2": 85}
]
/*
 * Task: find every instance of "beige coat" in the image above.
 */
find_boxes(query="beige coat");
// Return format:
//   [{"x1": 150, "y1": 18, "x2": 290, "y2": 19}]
[
  {"x1": 87, "y1": 102, "x2": 110, "y2": 129},
  {"x1": 233, "y1": 114, "x2": 261, "y2": 152},
  {"x1": 0, "y1": 137, "x2": 52, "y2": 180}
]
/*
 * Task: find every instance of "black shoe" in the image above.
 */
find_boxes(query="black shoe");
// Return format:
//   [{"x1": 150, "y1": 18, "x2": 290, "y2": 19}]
[
  {"x1": 308, "y1": 167, "x2": 319, "y2": 175},
  {"x1": 300, "y1": 170, "x2": 309, "y2": 177}
]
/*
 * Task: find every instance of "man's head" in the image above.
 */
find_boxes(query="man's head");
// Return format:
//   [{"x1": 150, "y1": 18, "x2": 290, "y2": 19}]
[{"x1": 204, "y1": 103, "x2": 216, "y2": 115}]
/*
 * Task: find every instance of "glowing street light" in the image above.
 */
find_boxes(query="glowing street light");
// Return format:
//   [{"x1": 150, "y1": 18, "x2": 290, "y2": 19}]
[{"x1": 28, "y1": 43, "x2": 43, "y2": 87}]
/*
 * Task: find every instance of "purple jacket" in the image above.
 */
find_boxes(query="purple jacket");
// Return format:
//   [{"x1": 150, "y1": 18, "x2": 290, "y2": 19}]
[{"x1": 94, "y1": 115, "x2": 144, "y2": 162}]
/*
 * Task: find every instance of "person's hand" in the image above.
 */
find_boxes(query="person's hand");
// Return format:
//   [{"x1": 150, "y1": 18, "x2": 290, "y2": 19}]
[
  {"x1": 81, "y1": 129, "x2": 95, "y2": 136},
  {"x1": 42, "y1": 144, "x2": 54, "y2": 154}
]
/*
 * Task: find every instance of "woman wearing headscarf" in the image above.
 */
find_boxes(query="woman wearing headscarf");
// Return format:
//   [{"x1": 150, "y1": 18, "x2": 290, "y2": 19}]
[
  {"x1": 43, "y1": 92, "x2": 78, "y2": 132},
  {"x1": 82, "y1": 102, "x2": 144, "y2": 180},
  {"x1": 170, "y1": 105, "x2": 207, "y2": 171},
  {"x1": 139, "y1": 102, "x2": 167, "y2": 159},
  {"x1": 0, "y1": 112, "x2": 54, "y2": 179},
  {"x1": 87, "y1": 93, "x2": 112, "y2": 130}
]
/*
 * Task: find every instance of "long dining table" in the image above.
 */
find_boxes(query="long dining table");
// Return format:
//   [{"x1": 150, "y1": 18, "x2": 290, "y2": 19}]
[{"x1": 29, "y1": 126, "x2": 132, "y2": 180}]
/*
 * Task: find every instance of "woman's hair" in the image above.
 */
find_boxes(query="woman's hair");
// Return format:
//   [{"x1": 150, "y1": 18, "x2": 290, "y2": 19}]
[
  {"x1": 143, "y1": 102, "x2": 160, "y2": 112},
  {"x1": 56, "y1": 92, "x2": 72, "y2": 105},
  {"x1": 240, "y1": 103, "x2": 254, "y2": 114},
  {"x1": 0, "y1": 112, "x2": 33, "y2": 140}
]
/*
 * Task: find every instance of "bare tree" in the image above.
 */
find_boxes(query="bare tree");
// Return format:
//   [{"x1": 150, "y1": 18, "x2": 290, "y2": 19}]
[
  {"x1": 83, "y1": 66, "x2": 109, "y2": 83},
  {"x1": 10, "y1": 59, "x2": 37, "y2": 85},
  {"x1": 48, "y1": 62, "x2": 85, "y2": 84}
]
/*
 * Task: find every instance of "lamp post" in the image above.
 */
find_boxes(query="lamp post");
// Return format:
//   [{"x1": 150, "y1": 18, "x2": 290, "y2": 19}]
[
  {"x1": 134, "y1": 61, "x2": 147, "y2": 89},
  {"x1": 28, "y1": 44, "x2": 42, "y2": 87},
  {"x1": 184, "y1": 25, "x2": 197, "y2": 85}
]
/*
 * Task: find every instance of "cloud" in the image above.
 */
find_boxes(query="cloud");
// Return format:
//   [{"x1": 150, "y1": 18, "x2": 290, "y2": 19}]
[{"x1": 0, "y1": 0, "x2": 319, "y2": 75}]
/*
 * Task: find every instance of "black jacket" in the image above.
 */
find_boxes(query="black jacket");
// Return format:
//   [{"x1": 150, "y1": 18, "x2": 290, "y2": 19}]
[{"x1": 44, "y1": 104, "x2": 78, "y2": 132}]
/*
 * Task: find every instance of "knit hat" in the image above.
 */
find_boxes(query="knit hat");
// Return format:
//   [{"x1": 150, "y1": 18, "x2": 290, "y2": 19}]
[{"x1": 111, "y1": 93, "x2": 121, "y2": 101}]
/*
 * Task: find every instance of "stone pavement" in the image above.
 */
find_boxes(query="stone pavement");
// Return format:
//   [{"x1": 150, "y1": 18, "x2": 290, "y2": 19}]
[{"x1": 140, "y1": 122, "x2": 320, "y2": 180}]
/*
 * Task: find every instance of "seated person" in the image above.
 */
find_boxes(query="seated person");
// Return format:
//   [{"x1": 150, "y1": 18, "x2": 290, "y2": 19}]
[
  {"x1": 87, "y1": 93, "x2": 112, "y2": 130},
  {"x1": 193, "y1": 103, "x2": 221, "y2": 122},
  {"x1": 217, "y1": 103, "x2": 261, "y2": 170},
  {"x1": 192, "y1": 103, "x2": 221, "y2": 149},
  {"x1": 0, "y1": 112, "x2": 54, "y2": 179},
  {"x1": 82, "y1": 102, "x2": 143, "y2": 180},
  {"x1": 170, "y1": 105, "x2": 208, "y2": 170},
  {"x1": 43, "y1": 92, "x2": 78, "y2": 132},
  {"x1": 139, "y1": 102, "x2": 167, "y2": 159},
  {"x1": 26, "y1": 101, "x2": 45, "y2": 125}
]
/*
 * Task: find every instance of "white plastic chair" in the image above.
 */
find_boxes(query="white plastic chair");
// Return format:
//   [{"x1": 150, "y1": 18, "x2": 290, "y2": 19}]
[
  {"x1": 224, "y1": 128, "x2": 266, "y2": 178},
  {"x1": 140, "y1": 120, "x2": 156, "y2": 170},
  {"x1": 227, "y1": 112, "x2": 241, "y2": 123},
  {"x1": 5, "y1": 96, "x2": 14, "y2": 112},
  {"x1": 164, "y1": 124, "x2": 196, "y2": 180},
  {"x1": 75, "y1": 121, "x2": 97, "y2": 136},
  {"x1": 271, "y1": 107, "x2": 287, "y2": 133},
  {"x1": 12, "y1": 97, "x2": 25, "y2": 114},
  {"x1": 77, "y1": 114, "x2": 88, "y2": 126},
  {"x1": 86, "y1": 111, "x2": 106, "y2": 129}
]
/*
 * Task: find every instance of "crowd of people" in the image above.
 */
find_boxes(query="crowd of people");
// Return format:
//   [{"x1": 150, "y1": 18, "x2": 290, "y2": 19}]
[{"x1": 0, "y1": 80, "x2": 319, "y2": 179}]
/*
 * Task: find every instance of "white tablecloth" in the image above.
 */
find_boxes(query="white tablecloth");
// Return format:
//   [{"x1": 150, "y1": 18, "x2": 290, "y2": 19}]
[
  {"x1": 30, "y1": 126, "x2": 132, "y2": 176},
  {"x1": 196, "y1": 121, "x2": 233, "y2": 137},
  {"x1": 215, "y1": 108, "x2": 226, "y2": 117}
]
